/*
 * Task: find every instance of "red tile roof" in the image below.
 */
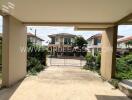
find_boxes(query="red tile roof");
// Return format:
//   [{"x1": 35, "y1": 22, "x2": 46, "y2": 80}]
[
  {"x1": 27, "y1": 33, "x2": 44, "y2": 41},
  {"x1": 117, "y1": 36, "x2": 132, "y2": 43},
  {"x1": 87, "y1": 33, "x2": 124, "y2": 40},
  {"x1": 48, "y1": 33, "x2": 76, "y2": 37},
  {"x1": 27, "y1": 32, "x2": 34, "y2": 36}
]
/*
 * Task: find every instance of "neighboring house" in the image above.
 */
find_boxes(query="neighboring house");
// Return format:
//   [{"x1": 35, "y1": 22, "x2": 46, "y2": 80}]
[
  {"x1": 87, "y1": 34, "x2": 102, "y2": 55},
  {"x1": 27, "y1": 33, "x2": 44, "y2": 46},
  {"x1": 117, "y1": 36, "x2": 132, "y2": 49},
  {"x1": 48, "y1": 33, "x2": 76, "y2": 56},
  {"x1": 87, "y1": 33, "x2": 124, "y2": 55}
]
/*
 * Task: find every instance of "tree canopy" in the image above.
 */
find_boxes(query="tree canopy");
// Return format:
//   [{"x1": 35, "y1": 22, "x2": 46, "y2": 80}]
[
  {"x1": 126, "y1": 40, "x2": 132, "y2": 48},
  {"x1": 74, "y1": 36, "x2": 87, "y2": 49}
]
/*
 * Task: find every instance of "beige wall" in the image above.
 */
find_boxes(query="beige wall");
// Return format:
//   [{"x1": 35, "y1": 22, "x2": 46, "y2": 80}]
[
  {"x1": 101, "y1": 27, "x2": 117, "y2": 80},
  {"x1": 2, "y1": 15, "x2": 27, "y2": 87}
]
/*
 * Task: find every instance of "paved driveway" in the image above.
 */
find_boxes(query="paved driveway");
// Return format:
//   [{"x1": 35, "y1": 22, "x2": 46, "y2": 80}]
[{"x1": 0, "y1": 66, "x2": 130, "y2": 100}]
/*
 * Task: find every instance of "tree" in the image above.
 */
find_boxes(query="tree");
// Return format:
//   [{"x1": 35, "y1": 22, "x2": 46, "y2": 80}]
[
  {"x1": 74, "y1": 36, "x2": 87, "y2": 49},
  {"x1": 27, "y1": 39, "x2": 33, "y2": 47},
  {"x1": 126, "y1": 40, "x2": 132, "y2": 48}
]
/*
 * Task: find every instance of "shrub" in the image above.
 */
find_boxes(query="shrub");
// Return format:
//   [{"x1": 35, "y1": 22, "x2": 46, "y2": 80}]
[
  {"x1": 81, "y1": 51, "x2": 87, "y2": 57},
  {"x1": 27, "y1": 57, "x2": 44, "y2": 75},
  {"x1": 116, "y1": 54, "x2": 132, "y2": 80},
  {"x1": 83, "y1": 52, "x2": 101, "y2": 73},
  {"x1": 83, "y1": 53, "x2": 96, "y2": 70},
  {"x1": 27, "y1": 39, "x2": 48, "y2": 75},
  {"x1": 124, "y1": 54, "x2": 132, "y2": 65},
  {"x1": 109, "y1": 79, "x2": 120, "y2": 88},
  {"x1": 95, "y1": 53, "x2": 101, "y2": 69},
  {"x1": 28, "y1": 45, "x2": 48, "y2": 66}
]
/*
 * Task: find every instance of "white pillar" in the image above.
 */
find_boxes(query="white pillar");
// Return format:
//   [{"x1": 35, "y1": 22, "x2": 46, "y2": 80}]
[
  {"x1": 101, "y1": 26, "x2": 117, "y2": 80},
  {"x1": 2, "y1": 15, "x2": 27, "y2": 87}
]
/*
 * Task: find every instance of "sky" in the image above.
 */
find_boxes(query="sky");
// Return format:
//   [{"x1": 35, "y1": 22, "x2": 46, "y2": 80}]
[
  {"x1": 0, "y1": 15, "x2": 132, "y2": 45},
  {"x1": 27, "y1": 26, "x2": 102, "y2": 45}
]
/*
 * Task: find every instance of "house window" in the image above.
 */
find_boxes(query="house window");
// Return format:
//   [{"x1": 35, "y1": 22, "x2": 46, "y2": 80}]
[
  {"x1": 51, "y1": 37, "x2": 55, "y2": 44},
  {"x1": 97, "y1": 39, "x2": 101, "y2": 45},
  {"x1": 55, "y1": 38, "x2": 59, "y2": 42},
  {"x1": 94, "y1": 38, "x2": 101, "y2": 45},
  {"x1": 64, "y1": 38, "x2": 71, "y2": 45}
]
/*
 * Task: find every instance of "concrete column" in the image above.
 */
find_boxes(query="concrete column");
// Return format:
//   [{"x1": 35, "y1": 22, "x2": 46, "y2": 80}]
[
  {"x1": 2, "y1": 15, "x2": 27, "y2": 87},
  {"x1": 100, "y1": 26, "x2": 117, "y2": 80}
]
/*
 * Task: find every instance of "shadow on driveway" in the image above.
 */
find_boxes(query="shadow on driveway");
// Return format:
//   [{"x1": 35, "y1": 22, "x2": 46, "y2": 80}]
[
  {"x1": 0, "y1": 80, "x2": 23, "y2": 100},
  {"x1": 96, "y1": 95, "x2": 131, "y2": 100}
]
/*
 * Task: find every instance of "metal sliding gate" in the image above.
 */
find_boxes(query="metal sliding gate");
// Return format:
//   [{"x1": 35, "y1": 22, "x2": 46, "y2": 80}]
[{"x1": 48, "y1": 52, "x2": 86, "y2": 67}]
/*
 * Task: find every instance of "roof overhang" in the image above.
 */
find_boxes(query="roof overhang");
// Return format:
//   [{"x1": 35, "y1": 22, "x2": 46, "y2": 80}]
[
  {"x1": 1, "y1": 0, "x2": 132, "y2": 30},
  {"x1": 23, "y1": 22, "x2": 114, "y2": 31},
  {"x1": 48, "y1": 33, "x2": 76, "y2": 38}
]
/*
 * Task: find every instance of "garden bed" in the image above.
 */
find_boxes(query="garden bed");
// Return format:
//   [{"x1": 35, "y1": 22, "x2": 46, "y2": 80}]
[{"x1": 83, "y1": 53, "x2": 132, "y2": 87}]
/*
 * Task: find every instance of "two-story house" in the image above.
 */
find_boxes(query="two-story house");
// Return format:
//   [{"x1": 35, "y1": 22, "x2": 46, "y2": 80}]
[
  {"x1": 27, "y1": 33, "x2": 44, "y2": 46},
  {"x1": 117, "y1": 36, "x2": 132, "y2": 50},
  {"x1": 87, "y1": 34, "x2": 102, "y2": 55},
  {"x1": 87, "y1": 33, "x2": 124, "y2": 56},
  {"x1": 48, "y1": 33, "x2": 76, "y2": 56}
]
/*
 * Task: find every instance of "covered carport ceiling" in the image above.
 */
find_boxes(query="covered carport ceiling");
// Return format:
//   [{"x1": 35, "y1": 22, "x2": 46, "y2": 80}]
[{"x1": 1, "y1": 0, "x2": 132, "y2": 29}]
